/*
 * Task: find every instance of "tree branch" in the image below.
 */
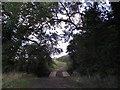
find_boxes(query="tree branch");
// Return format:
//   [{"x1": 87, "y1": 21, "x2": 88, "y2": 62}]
[
  {"x1": 51, "y1": 18, "x2": 83, "y2": 30},
  {"x1": 23, "y1": 38, "x2": 40, "y2": 46}
]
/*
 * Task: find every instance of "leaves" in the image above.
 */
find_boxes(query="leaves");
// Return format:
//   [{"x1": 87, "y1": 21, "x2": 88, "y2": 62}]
[
  {"x1": 2, "y1": 2, "x2": 59, "y2": 75},
  {"x1": 67, "y1": 3, "x2": 118, "y2": 76}
]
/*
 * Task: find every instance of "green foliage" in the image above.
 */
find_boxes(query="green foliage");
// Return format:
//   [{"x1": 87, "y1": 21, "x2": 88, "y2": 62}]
[
  {"x1": 54, "y1": 55, "x2": 71, "y2": 71},
  {"x1": 2, "y1": 1, "x2": 119, "y2": 78},
  {"x1": 2, "y1": 72, "x2": 35, "y2": 88},
  {"x1": 67, "y1": 3, "x2": 118, "y2": 76},
  {"x1": 2, "y1": 2, "x2": 58, "y2": 76},
  {"x1": 56, "y1": 55, "x2": 70, "y2": 62},
  {"x1": 53, "y1": 60, "x2": 67, "y2": 71},
  {"x1": 15, "y1": 44, "x2": 53, "y2": 77}
]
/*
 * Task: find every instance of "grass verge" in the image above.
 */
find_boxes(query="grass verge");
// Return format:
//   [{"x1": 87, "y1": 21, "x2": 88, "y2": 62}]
[
  {"x1": 2, "y1": 72, "x2": 36, "y2": 88},
  {"x1": 67, "y1": 75, "x2": 118, "y2": 88}
]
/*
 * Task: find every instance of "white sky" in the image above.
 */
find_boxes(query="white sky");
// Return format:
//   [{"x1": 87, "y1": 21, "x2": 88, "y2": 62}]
[
  {"x1": 50, "y1": 21, "x2": 70, "y2": 58},
  {"x1": 50, "y1": 13, "x2": 79, "y2": 58},
  {"x1": 51, "y1": 41, "x2": 69, "y2": 58}
]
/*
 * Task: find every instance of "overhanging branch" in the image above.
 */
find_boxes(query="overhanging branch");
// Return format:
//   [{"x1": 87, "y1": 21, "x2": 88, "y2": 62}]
[
  {"x1": 51, "y1": 18, "x2": 83, "y2": 30},
  {"x1": 23, "y1": 38, "x2": 40, "y2": 46}
]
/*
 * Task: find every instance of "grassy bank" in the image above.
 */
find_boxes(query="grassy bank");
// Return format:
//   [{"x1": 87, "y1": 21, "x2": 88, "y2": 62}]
[
  {"x1": 67, "y1": 75, "x2": 118, "y2": 88},
  {"x1": 2, "y1": 72, "x2": 36, "y2": 88}
]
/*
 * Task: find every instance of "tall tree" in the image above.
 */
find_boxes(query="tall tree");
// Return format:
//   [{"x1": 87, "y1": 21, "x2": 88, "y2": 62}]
[
  {"x1": 67, "y1": 2, "x2": 118, "y2": 76},
  {"x1": 2, "y1": 2, "x2": 61, "y2": 76}
]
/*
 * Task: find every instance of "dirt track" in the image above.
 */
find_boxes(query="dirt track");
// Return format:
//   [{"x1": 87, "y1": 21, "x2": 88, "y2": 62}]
[{"x1": 30, "y1": 70, "x2": 78, "y2": 88}]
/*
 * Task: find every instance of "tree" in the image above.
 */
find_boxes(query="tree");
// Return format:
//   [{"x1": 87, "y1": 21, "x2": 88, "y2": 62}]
[
  {"x1": 67, "y1": 2, "x2": 118, "y2": 77},
  {"x1": 2, "y1": 1, "x2": 119, "y2": 77},
  {"x1": 2, "y1": 2, "x2": 61, "y2": 76}
]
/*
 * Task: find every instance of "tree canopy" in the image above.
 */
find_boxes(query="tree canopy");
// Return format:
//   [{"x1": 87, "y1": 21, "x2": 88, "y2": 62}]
[
  {"x1": 67, "y1": 2, "x2": 119, "y2": 77},
  {"x1": 2, "y1": 1, "x2": 119, "y2": 77},
  {"x1": 2, "y1": 2, "x2": 61, "y2": 76}
]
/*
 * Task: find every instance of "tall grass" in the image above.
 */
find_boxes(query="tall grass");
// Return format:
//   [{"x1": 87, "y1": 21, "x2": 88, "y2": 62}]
[
  {"x1": 2, "y1": 72, "x2": 35, "y2": 88},
  {"x1": 70, "y1": 73, "x2": 118, "y2": 88}
]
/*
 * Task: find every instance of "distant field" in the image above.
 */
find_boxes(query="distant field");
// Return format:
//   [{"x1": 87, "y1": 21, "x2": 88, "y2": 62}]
[{"x1": 53, "y1": 60, "x2": 68, "y2": 71}]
